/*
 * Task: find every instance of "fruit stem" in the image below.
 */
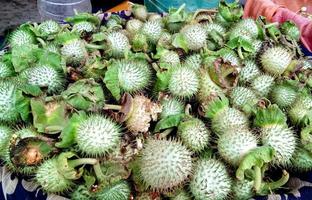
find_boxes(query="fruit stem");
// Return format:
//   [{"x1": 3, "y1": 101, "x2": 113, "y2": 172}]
[
  {"x1": 175, "y1": 3, "x2": 186, "y2": 15},
  {"x1": 104, "y1": 104, "x2": 122, "y2": 110},
  {"x1": 237, "y1": 45, "x2": 244, "y2": 60},
  {"x1": 37, "y1": 37, "x2": 46, "y2": 47},
  {"x1": 259, "y1": 170, "x2": 289, "y2": 194},
  {"x1": 45, "y1": 95, "x2": 63, "y2": 102},
  {"x1": 158, "y1": 128, "x2": 174, "y2": 139},
  {"x1": 68, "y1": 158, "x2": 98, "y2": 168},
  {"x1": 152, "y1": 63, "x2": 160, "y2": 71},
  {"x1": 85, "y1": 43, "x2": 106, "y2": 50},
  {"x1": 93, "y1": 161, "x2": 105, "y2": 181},
  {"x1": 185, "y1": 104, "x2": 192, "y2": 115},
  {"x1": 253, "y1": 165, "x2": 262, "y2": 192},
  {"x1": 264, "y1": 22, "x2": 279, "y2": 29}
]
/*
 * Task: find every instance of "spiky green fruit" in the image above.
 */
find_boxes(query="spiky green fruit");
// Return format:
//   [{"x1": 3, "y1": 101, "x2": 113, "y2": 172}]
[
  {"x1": 178, "y1": 117, "x2": 210, "y2": 152},
  {"x1": 230, "y1": 86, "x2": 258, "y2": 111},
  {"x1": 236, "y1": 18, "x2": 259, "y2": 39},
  {"x1": 221, "y1": 50, "x2": 240, "y2": 66},
  {"x1": 115, "y1": 59, "x2": 151, "y2": 93},
  {"x1": 0, "y1": 125, "x2": 12, "y2": 156},
  {"x1": 21, "y1": 65, "x2": 64, "y2": 93},
  {"x1": 291, "y1": 147, "x2": 312, "y2": 172},
  {"x1": 190, "y1": 159, "x2": 232, "y2": 200},
  {"x1": 76, "y1": 115, "x2": 121, "y2": 156},
  {"x1": 137, "y1": 139, "x2": 192, "y2": 191},
  {"x1": 73, "y1": 21, "x2": 95, "y2": 33},
  {"x1": 158, "y1": 32, "x2": 172, "y2": 48},
  {"x1": 205, "y1": 97, "x2": 249, "y2": 136},
  {"x1": 126, "y1": 19, "x2": 143, "y2": 34},
  {"x1": 132, "y1": 32, "x2": 148, "y2": 52},
  {"x1": 288, "y1": 94, "x2": 312, "y2": 126},
  {"x1": 132, "y1": 4, "x2": 148, "y2": 21},
  {"x1": 38, "y1": 20, "x2": 60, "y2": 36},
  {"x1": 71, "y1": 185, "x2": 93, "y2": 200},
  {"x1": 170, "y1": 190, "x2": 192, "y2": 200},
  {"x1": 239, "y1": 60, "x2": 261, "y2": 83},
  {"x1": 252, "y1": 40, "x2": 263, "y2": 54},
  {"x1": 229, "y1": 27, "x2": 253, "y2": 42},
  {"x1": 160, "y1": 97, "x2": 184, "y2": 119},
  {"x1": 61, "y1": 39, "x2": 87, "y2": 65},
  {"x1": 142, "y1": 20, "x2": 163, "y2": 44},
  {"x1": 159, "y1": 50, "x2": 180, "y2": 67},
  {"x1": 232, "y1": 179, "x2": 255, "y2": 200},
  {"x1": 95, "y1": 180, "x2": 131, "y2": 200},
  {"x1": 217, "y1": 129, "x2": 258, "y2": 166},
  {"x1": 260, "y1": 47, "x2": 292, "y2": 75},
  {"x1": 168, "y1": 67, "x2": 199, "y2": 98},
  {"x1": 270, "y1": 83, "x2": 297, "y2": 108},
  {"x1": 0, "y1": 62, "x2": 14, "y2": 78},
  {"x1": 36, "y1": 157, "x2": 74, "y2": 193},
  {"x1": 148, "y1": 13, "x2": 162, "y2": 22},
  {"x1": 251, "y1": 74, "x2": 275, "y2": 97},
  {"x1": 183, "y1": 54, "x2": 202, "y2": 70},
  {"x1": 106, "y1": 32, "x2": 130, "y2": 58},
  {"x1": 180, "y1": 24, "x2": 207, "y2": 51},
  {"x1": 9, "y1": 28, "x2": 35, "y2": 47},
  {"x1": 45, "y1": 43, "x2": 60, "y2": 54},
  {"x1": 202, "y1": 22, "x2": 226, "y2": 35}
]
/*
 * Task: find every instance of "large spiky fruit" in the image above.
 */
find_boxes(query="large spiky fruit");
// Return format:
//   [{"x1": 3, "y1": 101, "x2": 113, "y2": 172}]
[
  {"x1": 230, "y1": 86, "x2": 258, "y2": 112},
  {"x1": 236, "y1": 18, "x2": 258, "y2": 39},
  {"x1": 239, "y1": 60, "x2": 261, "y2": 83},
  {"x1": 168, "y1": 67, "x2": 199, "y2": 98},
  {"x1": 291, "y1": 147, "x2": 312, "y2": 172},
  {"x1": 221, "y1": 50, "x2": 240, "y2": 66},
  {"x1": 177, "y1": 117, "x2": 210, "y2": 152},
  {"x1": 0, "y1": 125, "x2": 12, "y2": 156},
  {"x1": 142, "y1": 20, "x2": 163, "y2": 44},
  {"x1": 260, "y1": 47, "x2": 292, "y2": 75},
  {"x1": 205, "y1": 97, "x2": 249, "y2": 136},
  {"x1": 45, "y1": 43, "x2": 60, "y2": 54},
  {"x1": 115, "y1": 59, "x2": 151, "y2": 93},
  {"x1": 252, "y1": 40, "x2": 263, "y2": 54},
  {"x1": 251, "y1": 74, "x2": 275, "y2": 97},
  {"x1": 288, "y1": 94, "x2": 312, "y2": 126},
  {"x1": 137, "y1": 139, "x2": 192, "y2": 191},
  {"x1": 38, "y1": 20, "x2": 60, "y2": 36},
  {"x1": 159, "y1": 50, "x2": 180, "y2": 67},
  {"x1": 20, "y1": 65, "x2": 64, "y2": 93},
  {"x1": 106, "y1": 32, "x2": 131, "y2": 58},
  {"x1": 36, "y1": 158, "x2": 74, "y2": 193},
  {"x1": 255, "y1": 105, "x2": 297, "y2": 165},
  {"x1": 232, "y1": 180, "x2": 255, "y2": 200},
  {"x1": 131, "y1": 32, "x2": 148, "y2": 52},
  {"x1": 158, "y1": 32, "x2": 172, "y2": 48},
  {"x1": 270, "y1": 83, "x2": 297, "y2": 108},
  {"x1": 217, "y1": 129, "x2": 258, "y2": 166},
  {"x1": 95, "y1": 180, "x2": 131, "y2": 200},
  {"x1": 71, "y1": 185, "x2": 93, "y2": 200},
  {"x1": 0, "y1": 62, "x2": 14, "y2": 78},
  {"x1": 190, "y1": 159, "x2": 232, "y2": 200},
  {"x1": 76, "y1": 115, "x2": 122, "y2": 156},
  {"x1": 180, "y1": 24, "x2": 207, "y2": 51},
  {"x1": 202, "y1": 22, "x2": 226, "y2": 35},
  {"x1": 73, "y1": 21, "x2": 95, "y2": 33},
  {"x1": 160, "y1": 97, "x2": 184, "y2": 119},
  {"x1": 126, "y1": 19, "x2": 143, "y2": 34},
  {"x1": 132, "y1": 4, "x2": 148, "y2": 21},
  {"x1": 9, "y1": 28, "x2": 35, "y2": 47},
  {"x1": 60, "y1": 38, "x2": 87, "y2": 65},
  {"x1": 183, "y1": 54, "x2": 202, "y2": 70},
  {"x1": 125, "y1": 95, "x2": 162, "y2": 133}
]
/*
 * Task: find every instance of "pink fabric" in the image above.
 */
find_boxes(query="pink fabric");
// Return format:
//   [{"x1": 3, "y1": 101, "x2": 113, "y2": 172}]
[{"x1": 272, "y1": 8, "x2": 312, "y2": 52}]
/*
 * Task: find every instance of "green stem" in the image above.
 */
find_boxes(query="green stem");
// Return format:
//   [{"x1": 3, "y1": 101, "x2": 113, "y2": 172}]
[
  {"x1": 37, "y1": 37, "x2": 46, "y2": 47},
  {"x1": 45, "y1": 95, "x2": 63, "y2": 102},
  {"x1": 185, "y1": 104, "x2": 191, "y2": 115},
  {"x1": 152, "y1": 63, "x2": 160, "y2": 72},
  {"x1": 253, "y1": 166, "x2": 262, "y2": 192},
  {"x1": 158, "y1": 128, "x2": 174, "y2": 139},
  {"x1": 237, "y1": 45, "x2": 244, "y2": 60},
  {"x1": 264, "y1": 22, "x2": 279, "y2": 29},
  {"x1": 85, "y1": 43, "x2": 106, "y2": 50},
  {"x1": 68, "y1": 158, "x2": 98, "y2": 168},
  {"x1": 175, "y1": 3, "x2": 186, "y2": 15},
  {"x1": 93, "y1": 162, "x2": 105, "y2": 181},
  {"x1": 104, "y1": 104, "x2": 122, "y2": 110},
  {"x1": 259, "y1": 170, "x2": 289, "y2": 195}
]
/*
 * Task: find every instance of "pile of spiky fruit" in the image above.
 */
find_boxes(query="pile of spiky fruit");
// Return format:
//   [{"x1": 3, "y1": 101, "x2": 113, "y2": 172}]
[{"x1": 0, "y1": 1, "x2": 312, "y2": 200}]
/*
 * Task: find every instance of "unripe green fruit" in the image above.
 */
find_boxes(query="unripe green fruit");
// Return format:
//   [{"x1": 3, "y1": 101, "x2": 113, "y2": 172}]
[
  {"x1": 95, "y1": 180, "x2": 131, "y2": 200},
  {"x1": 222, "y1": 50, "x2": 240, "y2": 66},
  {"x1": 183, "y1": 54, "x2": 202, "y2": 70},
  {"x1": 76, "y1": 115, "x2": 121, "y2": 156},
  {"x1": 270, "y1": 84, "x2": 297, "y2": 108},
  {"x1": 169, "y1": 67, "x2": 199, "y2": 98},
  {"x1": 138, "y1": 139, "x2": 192, "y2": 191},
  {"x1": 251, "y1": 74, "x2": 275, "y2": 97},
  {"x1": 217, "y1": 129, "x2": 258, "y2": 166},
  {"x1": 190, "y1": 159, "x2": 232, "y2": 200},
  {"x1": 202, "y1": 22, "x2": 226, "y2": 35},
  {"x1": 45, "y1": 43, "x2": 60, "y2": 54},
  {"x1": 9, "y1": 28, "x2": 35, "y2": 47},
  {"x1": 73, "y1": 21, "x2": 95, "y2": 33},
  {"x1": 38, "y1": 20, "x2": 60, "y2": 36},
  {"x1": 21, "y1": 65, "x2": 64, "y2": 93},
  {"x1": 178, "y1": 117, "x2": 210, "y2": 152},
  {"x1": 71, "y1": 185, "x2": 93, "y2": 200},
  {"x1": 132, "y1": 33, "x2": 148, "y2": 52},
  {"x1": 158, "y1": 32, "x2": 172, "y2": 48},
  {"x1": 230, "y1": 86, "x2": 258, "y2": 111},
  {"x1": 36, "y1": 158, "x2": 74, "y2": 193},
  {"x1": 142, "y1": 21, "x2": 163, "y2": 44},
  {"x1": 289, "y1": 94, "x2": 312, "y2": 126},
  {"x1": 260, "y1": 47, "x2": 292, "y2": 75},
  {"x1": 291, "y1": 147, "x2": 312, "y2": 172},
  {"x1": 0, "y1": 62, "x2": 14, "y2": 78},
  {"x1": 132, "y1": 4, "x2": 148, "y2": 21},
  {"x1": 0, "y1": 125, "x2": 12, "y2": 157},
  {"x1": 160, "y1": 51, "x2": 180, "y2": 67},
  {"x1": 148, "y1": 13, "x2": 162, "y2": 22},
  {"x1": 239, "y1": 60, "x2": 261, "y2": 83},
  {"x1": 126, "y1": 19, "x2": 143, "y2": 34},
  {"x1": 232, "y1": 179, "x2": 255, "y2": 200},
  {"x1": 170, "y1": 190, "x2": 192, "y2": 200},
  {"x1": 160, "y1": 97, "x2": 184, "y2": 119},
  {"x1": 181, "y1": 24, "x2": 207, "y2": 51},
  {"x1": 229, "y1": 27, "x2": 253, "y2": 42},
  {"x1": 61, "y1": 39, "x2": 87, "y2": 65},
  {"x1": 252, "y1": 40, "x2": 263, "y2": 54},
  {"x1": 106, "y1": 32, "x2": 130, "y2": 58},
  {"x1": 236, "y1": 18, "x2": 259, "y2": 38}
]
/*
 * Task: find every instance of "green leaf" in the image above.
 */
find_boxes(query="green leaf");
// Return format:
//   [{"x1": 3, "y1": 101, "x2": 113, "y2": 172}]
[
  {"x1": 154, "y1": 114, "x2": 185, "y2": 132},
  {"x1": 11, "y1": 44, "x2": 39, "y2": 72},
  {"x1": 172, "y1": 33, "x2": 188, "y2": 52},
  {"x1": 104, "y1": 64, "x2": 121, "y2": 101},
  {"x1": 55, "y1": 111, "x2": 87, "y2": 148},
  {"x1": 15, "y1": 90, "x2": 30, "y2": 122},
  {"x1": 240, "y1": 39, "x2": 255, "y2": 52},
  {"x1": 65, "y1": 12, "x2": 100, "y2": 26},
  {"x1": 92, "y1": 32, "x2": 106, "y2": 42},
  {"x1": 167, "y1": 4, "x2": 187, "y2": 23},
  {"x1": 36, "y1": 49, "x2": 63, "y2": 71},
  {"x1": 153, "y1": 70, "x2": 172, "y2": 95},
  {"x1": 57, "y1": 152, "x2": 84, "y2": 180}
]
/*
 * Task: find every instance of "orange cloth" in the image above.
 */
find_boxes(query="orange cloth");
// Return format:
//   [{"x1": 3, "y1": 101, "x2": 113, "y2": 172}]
[{"x1": 107, "y1": 1, "x2": 131, "y2": 12}]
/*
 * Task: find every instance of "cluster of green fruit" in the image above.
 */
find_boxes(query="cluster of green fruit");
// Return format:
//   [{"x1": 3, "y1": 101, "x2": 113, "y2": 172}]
[{"x1": 0, "y1": 1, "x2": 311, "y2": 200}]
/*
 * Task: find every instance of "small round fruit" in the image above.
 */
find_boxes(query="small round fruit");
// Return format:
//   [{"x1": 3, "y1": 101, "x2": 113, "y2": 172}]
[
  {"x1": 106, "y1": 32, "x2": 131, "y2": 58},
  {"x1": 251, "y1": 74, "x2": 275, "y2": 97},
  {"x1": 180, "y1": 24, "x2": 207, "y2": 51},
  {"x1": 142, "y1": 20, "x2": 163, "y2": 44},
  {"x1": 38, "y1": 20, "x2": 60, "y2": 36},
  {"x1": 126, "y1": 19, "x2": 143, "y2": 34},
  {"x1": 95, "y1": 180, "x2": 131, "y2": 200},
  {"x1": 9, "y1": 28, "x2": 35, "y2": 47},
  {"x1": 183, "y1": 54, "x2": 202, "y2": 71},
  {"x1": 270, "y1": 84, "x2": 297, "y2": 108},
  {"x1": 73, "y1": 21, "x2": 95, "y2": 33},
  {"x1": 230, "y1": 86, "x2": 258, "y2": 111},
  {"x1": 260, "y1": 47, "x2": 292, "y2": 75},
  {"x1": 160, "y1": 97, "x2": 184, "y2": 119},
  {"x1": 0, "y1": 62, "x2": 14, "y2": 78},
  {"x1": 232, "y1": 179, "x2": 255, "y2": 200},
  {"x1": 239, "y1": 60, "x2": 261, "y2": 83}
]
